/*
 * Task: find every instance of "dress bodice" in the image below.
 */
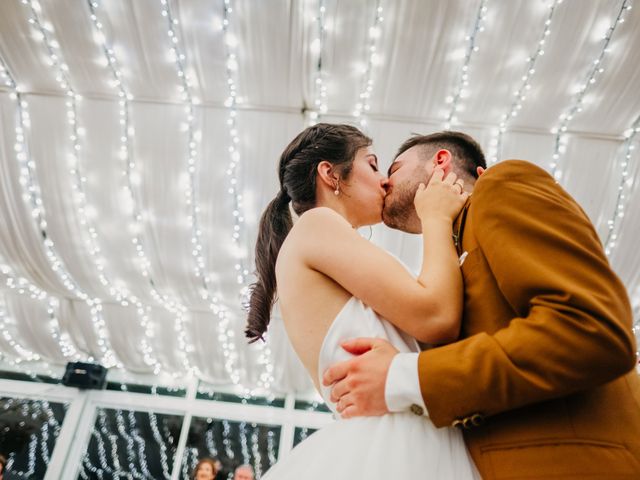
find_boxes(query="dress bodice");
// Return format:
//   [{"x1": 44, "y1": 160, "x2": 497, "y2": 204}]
[
  {"x1": 265, "y1": 300, "x2": 480, "y2": 480},
  {"x1": 317, "y1": 296, "x2": 420, "y2": 414}
]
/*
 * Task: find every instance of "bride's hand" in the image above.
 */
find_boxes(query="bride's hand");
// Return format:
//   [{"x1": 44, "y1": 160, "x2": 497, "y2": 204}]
[{"x1": 414, "y1": 168, "x2": 469, "y2": 224}]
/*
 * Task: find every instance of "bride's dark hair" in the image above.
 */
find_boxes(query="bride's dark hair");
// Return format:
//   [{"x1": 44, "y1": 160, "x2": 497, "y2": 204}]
[{"x1": 246, "y1": 123, "x2": 372, "y2": 342}]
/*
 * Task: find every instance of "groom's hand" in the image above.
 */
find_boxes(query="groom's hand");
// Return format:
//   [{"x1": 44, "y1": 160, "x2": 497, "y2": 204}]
[{"x1": 322, "y1": 337, "x2": 399, "y2": 418}]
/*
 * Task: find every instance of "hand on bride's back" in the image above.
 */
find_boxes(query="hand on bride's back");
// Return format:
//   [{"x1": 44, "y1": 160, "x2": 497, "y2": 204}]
[{"x1": 414, "y1": 168, "x2": 469, "y2": 223}]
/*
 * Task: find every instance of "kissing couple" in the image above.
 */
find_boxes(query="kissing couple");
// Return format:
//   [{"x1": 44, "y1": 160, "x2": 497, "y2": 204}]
[{"x1": 247, "y1": 123, "x2": 640, "y2": 479}]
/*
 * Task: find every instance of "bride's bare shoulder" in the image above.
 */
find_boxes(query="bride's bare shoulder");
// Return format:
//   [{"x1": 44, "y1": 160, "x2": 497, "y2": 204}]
[
  {"x1": 292, "y1": 207, "x2": 349, "y2": 235},
  {"x1": 279, "y1": 207, "x2": 348, "y2": 263}
]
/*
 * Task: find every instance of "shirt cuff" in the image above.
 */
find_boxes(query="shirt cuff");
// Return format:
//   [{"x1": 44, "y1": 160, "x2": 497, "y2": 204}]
[{"x1": 384, "y1": 352, "x2": 428, "y2": 416}]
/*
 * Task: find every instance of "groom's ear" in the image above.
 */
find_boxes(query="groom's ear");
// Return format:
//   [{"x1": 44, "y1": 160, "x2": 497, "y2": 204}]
[{"x1": 432, "y1": 149, "x2": 453, "y2": 173}]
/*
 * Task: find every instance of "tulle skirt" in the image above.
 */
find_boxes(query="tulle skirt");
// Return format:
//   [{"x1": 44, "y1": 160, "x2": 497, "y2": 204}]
[{"x1": 263, "y1": 412, "x2": 480, "y2": 479}]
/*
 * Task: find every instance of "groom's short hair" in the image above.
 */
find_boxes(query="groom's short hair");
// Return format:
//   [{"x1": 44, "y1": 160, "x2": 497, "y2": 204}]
[{"x1": 395, "y1": 131, "x2": 486, "y2": 180}]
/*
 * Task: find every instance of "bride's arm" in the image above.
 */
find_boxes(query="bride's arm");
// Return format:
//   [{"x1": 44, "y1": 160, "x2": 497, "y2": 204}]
[{"x1": 294, "y1": 169, "x2": 467, "y2": 344}]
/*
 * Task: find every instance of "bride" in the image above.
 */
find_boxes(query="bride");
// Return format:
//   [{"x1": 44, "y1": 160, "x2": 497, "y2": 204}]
[{"x1": 246, "y1": 123, "x2": 479, "y2": 478}]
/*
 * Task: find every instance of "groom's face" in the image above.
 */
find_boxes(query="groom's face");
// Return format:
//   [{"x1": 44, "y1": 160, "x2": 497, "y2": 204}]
[{"x1": 382, "y1": 146, "x2": 434, "y2": 233}]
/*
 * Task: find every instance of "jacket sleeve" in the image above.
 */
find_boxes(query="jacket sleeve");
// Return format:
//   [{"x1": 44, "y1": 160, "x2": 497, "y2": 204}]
[{"x1": 419, "y1": 160, "x2": 637, "y2": 427}]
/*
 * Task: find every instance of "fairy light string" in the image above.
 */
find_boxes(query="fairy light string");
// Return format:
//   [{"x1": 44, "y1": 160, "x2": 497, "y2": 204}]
[
  {"x1": 86, "y1": 0, "x2": 163, "y2": 374},
  {"x1": 604, "y1": 113, "x2": 640, "y2": 256},
  {"x1": 221, "y1": 0, "x2": 276, "y2": 395},
  {"x1": 489, "y1": 0, "x2": 563, "y2": 164},
  {"x1": 307, "y1": 0, "x2": 328, "y2": 125},
  {"x1": 444, "y1": 0, "x2": 488, "y2": 129},
  {"x1": 160, "y1": 0, "x2": 268, "y2": 384},
  {"x1": 0, "y1": 259, "x2": 80, "y2": 360},
  {"x1": 550, "y1": 0, "x2": 633, "y2": 180},
  {"x1": 352, "y1": 0, "x2": 384, "y2": 131},
  {"x1": 19, "y1": 0, "x2": 119, "y2": 367},
  {"x1": 0, "y1": 299, "x2": 41, "y2": 363}
]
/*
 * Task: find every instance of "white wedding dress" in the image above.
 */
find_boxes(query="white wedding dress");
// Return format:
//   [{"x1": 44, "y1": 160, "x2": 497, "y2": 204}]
[{"x1": 264, "y1": 296, "x2": 480, "y2": 479}]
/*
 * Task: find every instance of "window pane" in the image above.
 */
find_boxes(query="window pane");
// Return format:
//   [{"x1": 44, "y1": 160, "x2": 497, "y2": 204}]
[
  {"x1": 293, "y1": 426, "x2": 318, "y2": 447},
  {"x1": 180, "y1": 416, "x2": 280, "y2": 480},
  {"x1": 0, "y1": 396, "x2": 69, "y2": 480},
  {"x1": 77, "y1": 407, "x2": 183, "y2": 480},
  {"x1": 196, "y1": 383, "x2": 285, "y2": 408},
  {"x1": 294, "y1": 399, "x2": 330, "y2": 413}
]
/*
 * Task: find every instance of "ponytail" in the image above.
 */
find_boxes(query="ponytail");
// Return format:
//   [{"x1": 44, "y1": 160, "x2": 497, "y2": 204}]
[{"x1": 245, "y1": 190, "x2": 292, "y2": 342}]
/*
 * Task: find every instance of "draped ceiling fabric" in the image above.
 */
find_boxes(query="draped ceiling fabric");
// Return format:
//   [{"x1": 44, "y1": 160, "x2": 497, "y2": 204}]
[{"x1": 0, "y1": 0, "x2": 639, "y2": 396}]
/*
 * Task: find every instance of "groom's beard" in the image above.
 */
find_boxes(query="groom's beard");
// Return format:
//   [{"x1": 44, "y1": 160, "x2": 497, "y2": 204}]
[
  {"x1": 382, "y1": 181, "x2": 419, "y2": 233},
  {"x1": 383, "y1": 169, "x2": 433, "y2": 234}
]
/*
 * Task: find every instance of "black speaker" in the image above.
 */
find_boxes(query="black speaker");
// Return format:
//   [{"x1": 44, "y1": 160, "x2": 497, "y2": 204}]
[{"x1": 62, "y1": 362, "x2": 108, "y2": 389}]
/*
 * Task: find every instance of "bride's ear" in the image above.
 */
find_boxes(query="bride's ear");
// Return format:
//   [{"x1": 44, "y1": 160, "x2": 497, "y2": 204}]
[{"x1": 317, "y1": 161, "x2": 339, "y2": 189}]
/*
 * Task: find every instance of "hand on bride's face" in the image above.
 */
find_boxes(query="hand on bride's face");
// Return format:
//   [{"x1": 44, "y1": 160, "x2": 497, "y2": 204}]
[{"x1": 413, "y1": 168, "x2": 469, "y2": 224}]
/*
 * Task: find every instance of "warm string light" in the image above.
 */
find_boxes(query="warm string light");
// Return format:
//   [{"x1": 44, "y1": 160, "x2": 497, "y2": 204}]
[
  {"x1": 38, "y1": 410, "x2": 51, "y2": 465},
  {"x1": 550, "y1": 0, "x2": 633, "y2": 180},
  {"x1": 160, "y1": 0, "x2": 259, "y2": 385},
  {"x1": 19, "y1": 0, "x2": 119, "y2": 368},
  {"x1": 0, "y1": 347, "x2": 54, "y2": 379},
  {"x1": 488, "y1": 0, "x2": 563, "y2": 164},
  {"x1": 219, "y1": 0, "x2": 275, "y2": 394},
  {"x1": 149, "y1": 412, "x2": 172, "y2": 478},
  {"x1": 352, "y1": 1, "x2": 384, "y2": 130},
  {"x1": 250, "y1": 427, "x2": 263, "y2": 478},
  {"x1": 182, "y1": 447, "x2": 199, "y2": 479},
  {"x1": 35, "y1": 0, "x2": 156, "y2": 371},
  {"x1": 444, "y1": 0, "x2": 488, "y2": 129},
  {"x1": 0, "y1": 260, "x2": 80, "y2": 360},
  {"x1": 240, "y1": 421, "x2": 250, "y2": 464},
  {"x1": 114, "y1": 409, "x2": 146, "y2": 479},
  {"x1": 128, "y1": 410, "x2": 153, "y2": 478},
  {"x1": 0, "y1": 299, "x2": 41, "y2": 362},
  {"x1": 80, "y1": 408, "x2": 175, "y2": 480},
  {"x1": 159, "y1": 0, "x2": 221, "y2": 377},
  {"x1": 86, "y1": 0, "x2": 163, "y2": 375},
  {"x1": 307, "y1": 0, "x2": 328, "y2": 125},
  {"x1": 91, "y1": 409, "x2": 116, "y2": 474},
  {"x1": 0, "y1": 399, "x2": 65, "y2": 477},
  {"x1": 80, "y1": 455, "x2": 103, "y2": 479},
  {"x1": 604, "y1": 114, "x2": 640, "y2": 256},
  {"x1": 184, "y1": 445, "x2": 199, "y2": 476},
  {"x1": 205, "y1": 425, "x2": 219, "y2": 457},
  {"x1": 296, "y1": 426, "x2": 312, "y2": 444},
  {"x1": 266, "y1": 428, "x2": 277, "y2": 466},
  {"x1": 220, "y1": 0, "x2": 249, "y2": 389},
  {"x1": 1, "y1": 55, "x2": 89, "y2": 363},
  {"x1": 222, "y1": 419, "x2": 235, "y2": 459}
]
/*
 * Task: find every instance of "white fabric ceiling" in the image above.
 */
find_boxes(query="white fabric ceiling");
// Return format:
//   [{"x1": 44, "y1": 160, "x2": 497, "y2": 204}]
[{"x1": 0, "y1": 0, "x2": 639, "y2": 395}]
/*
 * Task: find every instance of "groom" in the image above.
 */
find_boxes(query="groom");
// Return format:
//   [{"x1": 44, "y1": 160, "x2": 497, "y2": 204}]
[{"x1": 323, "y1": 131, "x2": 640, "y2": 478}]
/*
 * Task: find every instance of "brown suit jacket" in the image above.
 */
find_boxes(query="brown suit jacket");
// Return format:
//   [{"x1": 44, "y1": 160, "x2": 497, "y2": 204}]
[{"x1": 418, "y1": 160, "x2": 640, "y2": 479}]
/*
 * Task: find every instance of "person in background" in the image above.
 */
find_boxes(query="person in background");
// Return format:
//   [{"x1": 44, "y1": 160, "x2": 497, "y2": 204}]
[
  {"x1": 213, "y1": 459, "x2": 224, "y2": 478},
  {"x1": 233, "y1": 464, "x2": 254, "y2": 480},
  {"x1": 193, "y1": 457, "x2": 219, "y2": 480}
]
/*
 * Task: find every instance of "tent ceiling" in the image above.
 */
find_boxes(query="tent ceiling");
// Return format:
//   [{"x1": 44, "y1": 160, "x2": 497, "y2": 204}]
[{"x1": 0, "y1": 0, "x2": 638, "y2": 394}]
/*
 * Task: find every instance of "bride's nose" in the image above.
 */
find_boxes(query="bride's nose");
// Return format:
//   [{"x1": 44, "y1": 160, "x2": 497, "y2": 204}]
[{"x1": 380, "y1": 177, "x2": 389, "y2": 190}]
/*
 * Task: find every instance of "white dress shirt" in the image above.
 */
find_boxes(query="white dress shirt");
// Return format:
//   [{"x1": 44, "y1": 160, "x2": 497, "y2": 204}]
[{"x1": 384, "y1": 352, "x2": 428, "y2": 416}]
